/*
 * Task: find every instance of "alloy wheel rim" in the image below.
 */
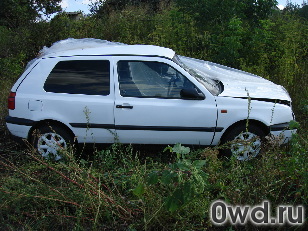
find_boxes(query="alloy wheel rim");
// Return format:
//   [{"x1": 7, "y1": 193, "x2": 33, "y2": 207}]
[
  {"x1": 230, "y1": 132, "x2": 262, "y2": 161},
  {"x1": 37, "y1": 132, "x2": 66, "y2": 160}
]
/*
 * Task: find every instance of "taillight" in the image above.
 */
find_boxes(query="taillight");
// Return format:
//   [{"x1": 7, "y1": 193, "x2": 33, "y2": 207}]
[{"x1": 8, "y1": 92, "x2": 16, "y2": 110}]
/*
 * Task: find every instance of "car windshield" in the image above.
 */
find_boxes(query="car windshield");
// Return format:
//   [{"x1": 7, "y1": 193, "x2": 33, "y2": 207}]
[{"x1": 172, "y1": 55, "x2": 221, "y2": 96}]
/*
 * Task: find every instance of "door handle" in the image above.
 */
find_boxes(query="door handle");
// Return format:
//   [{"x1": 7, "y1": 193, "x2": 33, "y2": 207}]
[{"x1": 116, "y1": 105, "x2": 133, "y2": 109}]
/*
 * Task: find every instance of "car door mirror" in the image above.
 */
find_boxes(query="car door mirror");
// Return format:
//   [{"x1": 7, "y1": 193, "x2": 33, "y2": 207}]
[{"x1": 180, "y1": 88, "x2": 205, "y2": 100}]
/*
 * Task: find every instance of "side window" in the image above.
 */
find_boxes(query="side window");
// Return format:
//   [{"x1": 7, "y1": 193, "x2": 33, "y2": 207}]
[
  {"x1": 118, "y1": 61, "x2": 196, "y2": 98},
  {"x1": 44, "y1": 60, "x2": 110, "y2": 95}
]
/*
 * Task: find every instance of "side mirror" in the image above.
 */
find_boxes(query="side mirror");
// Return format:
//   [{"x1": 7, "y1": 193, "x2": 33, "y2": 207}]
[{"x1": 180, "y1": 88, "x2": 205, "y2": 100}]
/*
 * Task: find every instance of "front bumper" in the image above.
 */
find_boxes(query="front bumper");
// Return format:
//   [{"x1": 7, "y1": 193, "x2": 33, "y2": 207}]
[
  {"x1": 269, "y1": 129, "x2": 296, "y2": 144},
  {"x1": 269, "y1": 122, "x2": 297, "y2": 144}
]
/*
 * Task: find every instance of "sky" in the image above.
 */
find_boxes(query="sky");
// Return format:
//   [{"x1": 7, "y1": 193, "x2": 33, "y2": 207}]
[{"x1": 59, "y1": 0, "x2": 307, "y2": 14}]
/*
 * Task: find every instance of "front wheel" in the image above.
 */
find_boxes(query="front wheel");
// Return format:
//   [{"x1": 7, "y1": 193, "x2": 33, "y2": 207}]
[
  {"x1": 31, "y1": 124, "x2": 74, "y2": 161},
  {"x1": 221, "y1": 124, "x2": 266, "y2": 161}
]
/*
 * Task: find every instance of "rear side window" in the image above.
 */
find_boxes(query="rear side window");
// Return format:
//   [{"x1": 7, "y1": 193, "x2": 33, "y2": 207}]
[{"x1": 44, "y1": 60, "x2": 110, "y2": 95}]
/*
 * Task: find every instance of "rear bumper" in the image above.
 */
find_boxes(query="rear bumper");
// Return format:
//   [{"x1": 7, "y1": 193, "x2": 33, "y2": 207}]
[{"x1": 5, "y1": 116, "x2": 32, "y2": 141}]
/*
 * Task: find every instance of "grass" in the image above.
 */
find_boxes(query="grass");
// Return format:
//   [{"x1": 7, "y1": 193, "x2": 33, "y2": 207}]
[{"x1": 0, "y1": 130, "x2": 307, "y2": 230}]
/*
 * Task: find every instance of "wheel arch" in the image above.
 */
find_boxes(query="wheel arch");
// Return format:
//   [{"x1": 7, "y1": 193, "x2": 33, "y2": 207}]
[
  {"x1": 28, "y1": 119, "x2": 77, "y2": 143},
  {"x1": 220, "y1": 119, "x2": 269, "y2": 143}
]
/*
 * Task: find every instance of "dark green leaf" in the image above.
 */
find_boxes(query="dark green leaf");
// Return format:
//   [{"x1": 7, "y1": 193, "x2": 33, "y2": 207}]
[
  {"x1": 133, "y1": 183, "x2": 145, "y2": 197},
  {"x1": 176, "y1": 162, "x2": 190, "y2": 171},
  {"x1": 147, "y1": 172, "x2": 159, "y2": 185},
  {"x1": 165, "y1": 196, "x2": 180, "y2": 212},
  {"x1": 161, "y1": 170, "x2": 178, "y2": 185}
]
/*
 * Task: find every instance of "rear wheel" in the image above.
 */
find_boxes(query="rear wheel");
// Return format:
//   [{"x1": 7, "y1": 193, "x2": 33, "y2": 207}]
[
  {"x1": 31, "y1": 124, "x2": 74, "y2": 161},
  {"x1": 221, "y1": 124, "x2": 266, "y2": 161}
]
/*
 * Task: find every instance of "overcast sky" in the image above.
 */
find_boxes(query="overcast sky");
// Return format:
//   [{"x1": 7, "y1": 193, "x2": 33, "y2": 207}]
[{"x1": 59, "y1": 0, "x2": 307, "y2": 14}]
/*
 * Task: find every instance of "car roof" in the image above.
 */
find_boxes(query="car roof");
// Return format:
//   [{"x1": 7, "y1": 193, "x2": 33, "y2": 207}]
[{"x1": 39, "y1": 38, "x2": 175, "y2": 60}]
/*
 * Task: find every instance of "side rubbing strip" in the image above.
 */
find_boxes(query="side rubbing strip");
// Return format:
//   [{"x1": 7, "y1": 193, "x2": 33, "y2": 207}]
[
  {"x1": 5, "y1": 116, "x2": 34, "y2": 126},
  {"x1": 115, "y1": 125, "x2": 220, "y2": 132},
  {"x1": 70, "y1": 123, "x2": 115, "y2": 129},
  {"x1": 70, "y1": 123, "x2": 224, "y2": 132}
]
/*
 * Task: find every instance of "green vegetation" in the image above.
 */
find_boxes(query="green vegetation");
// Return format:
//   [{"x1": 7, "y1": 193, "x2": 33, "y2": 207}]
[
  {"x1": 0, "y1": 140, "x2": 307, "y2": 229},
  {"x1": 0, "y1": 0, "x2": 307, "y2": 229}
]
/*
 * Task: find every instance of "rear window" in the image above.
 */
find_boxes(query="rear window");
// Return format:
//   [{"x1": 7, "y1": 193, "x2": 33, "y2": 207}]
[{"x1": 44, "y1": 60, "x2": 110, "y2": 95}]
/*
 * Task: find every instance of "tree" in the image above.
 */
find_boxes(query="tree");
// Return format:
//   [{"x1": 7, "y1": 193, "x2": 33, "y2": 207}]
[
  {"x1": 241, "y1": 0, "x2": 278, "y2": 23},
  {"x1": 0, "y1": 0, "x2": 61, "y2": 28},
  {"x1": 299, "y1": 4, "x2": 308, "y2": 19},
  {"x1": 175, "y1": 0, "x2": 278, "y2": 28},
  {"x1": 90, "y1": 0, "x2": 172, "y2": 16}
]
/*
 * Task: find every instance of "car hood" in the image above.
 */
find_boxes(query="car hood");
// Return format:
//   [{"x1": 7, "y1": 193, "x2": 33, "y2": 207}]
[{"x1": 179, "y1": 56, "x2": 291, "y2": 102}]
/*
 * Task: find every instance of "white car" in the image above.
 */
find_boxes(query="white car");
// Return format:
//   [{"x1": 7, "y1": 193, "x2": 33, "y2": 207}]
[{"x1": 6, "y1": 38, "x2": 296, "y2": 160}]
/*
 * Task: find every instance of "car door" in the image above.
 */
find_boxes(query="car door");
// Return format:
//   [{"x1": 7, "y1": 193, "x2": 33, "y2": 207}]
[
  {"x1": 40, "y1": 56, "x2": 115, "y2": 144},
  {"x1": 113, "y1": 56, "x2": 218, "y2": 145}
]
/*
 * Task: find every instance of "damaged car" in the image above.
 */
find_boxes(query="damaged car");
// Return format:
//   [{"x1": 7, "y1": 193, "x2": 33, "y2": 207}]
[{"x1": 6, "y1": 38, "x2": 296, "y2": 160}]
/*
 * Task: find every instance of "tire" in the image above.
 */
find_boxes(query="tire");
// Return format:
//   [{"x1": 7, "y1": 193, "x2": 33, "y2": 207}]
[
  {"x1": 31, "y1": 124, "x2": 74, "y2": 161},
  {"x1": 221, "y1": 124, "x2": 265, "y2": 161}
]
